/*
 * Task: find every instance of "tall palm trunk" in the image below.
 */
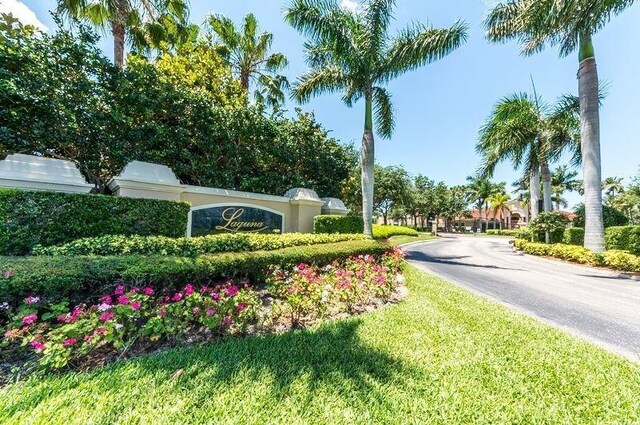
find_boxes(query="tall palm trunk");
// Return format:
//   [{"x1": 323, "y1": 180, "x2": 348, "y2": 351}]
[
  {"x1": 361, "y1": 95, "x2": 375, "y2": 238},
  {"x1": 541, "y1": 161, "x2": 552, "y2": 212},
  {"x1": 529, "y1": 168, "x2": 541, "y2": 220},
  {"x1": 578, "y1": 34, "x2": 605, "y2": 252},
  {"x1": 112, "y1": 21, "x2": 126, "y2": 68}
]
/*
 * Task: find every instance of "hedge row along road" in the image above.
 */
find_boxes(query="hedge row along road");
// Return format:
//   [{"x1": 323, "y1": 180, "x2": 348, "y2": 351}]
[{"x1": 404, "y1": 234, "x2": 640, "y2": 361}]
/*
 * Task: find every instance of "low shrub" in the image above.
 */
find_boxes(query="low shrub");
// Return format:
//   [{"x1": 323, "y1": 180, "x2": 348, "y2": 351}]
[
  {"x1": 602, "y1": 250, "x2": 640, "y2": 273},
  {"x1": 314, "y1": 215, "x2": 364, "y2": 234},
  {"x1": 372, "y1": 225, "x2": 418, "y2": 239},
  {"x1": 563, "y1": 228, "x2": 585, "y2": 246},
  {"x1": 514, "y1": 240, "x2": 604, "y2": 266},
  {"x1": 529, "y1": 212, "x2": 568, "y2": 243},
  {"x1": 605, "y1": 226, "x2": 640, "y2": 255},
  {"x1": 486, "y1": 229, "x2": 518, "y2": 236},
  {"x1": 0, "y1": 189, "x2": 190, "y2": 255},
  {"x1": 33, "y1": 233, "x2": 365, "y2": 257},
  {"x1": 0, "y1": 240, "x2": 391, "y2": 306},
  {"x1": 1, "y1": 249, "x2": 405, "y2": 371}
]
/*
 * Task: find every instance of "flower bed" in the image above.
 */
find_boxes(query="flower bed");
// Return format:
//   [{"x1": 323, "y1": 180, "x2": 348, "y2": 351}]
[
  {"x1": 33, "y1": 233, "x2": 365, "y2": 257},
  {"x1": 0, "y1": 248, "x2": 406, "y2": 376}
]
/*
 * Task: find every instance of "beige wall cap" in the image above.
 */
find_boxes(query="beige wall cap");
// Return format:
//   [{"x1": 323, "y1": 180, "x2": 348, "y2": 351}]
[
  {"x1": 321, "y1": 197, "x2": 350, "y2": 215},
  {"x1": 0, "y1": 154, "x2": 93, "y2": 193}
]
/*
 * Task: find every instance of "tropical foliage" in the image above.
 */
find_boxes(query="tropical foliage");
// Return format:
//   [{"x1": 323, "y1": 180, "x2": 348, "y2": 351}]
[{"x1": 285, "y1": 0, "x2": 467, "y2": 237}]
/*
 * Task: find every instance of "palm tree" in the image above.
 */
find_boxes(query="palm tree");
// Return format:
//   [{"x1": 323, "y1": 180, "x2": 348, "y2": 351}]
[
  {"x1": 58, "y1": 0, "x2": 190, "y2": 68},
  {"x1": 476, "y1": 91, "x2": 580, "y2": 221},
  {"x1": 489, "y1": 192, "x2": 511, "y2": 229},
  {"x1": 551, "y1": 165, "x2": 581, "y2": 210},
  {"x1": 466, "y1": 176, "x2": 504, "y2": 232},
  {"x1": 602, "y1": 176, "x2": 625, "y2": 198},
  {"x1": 285, "y1": 0, "x2": 467, "y2": 237},
  {"x1": 485, "y1": 1, "x2": 636, "y2": 251},
  {"x1": 206, "y1": 13, "x2": 289, "y2": 109}
]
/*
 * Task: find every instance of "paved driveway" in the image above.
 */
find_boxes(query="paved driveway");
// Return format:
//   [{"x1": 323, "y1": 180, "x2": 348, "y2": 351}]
[{"x1": 405, "y1": 234, "x2": 640, "y2": 361}]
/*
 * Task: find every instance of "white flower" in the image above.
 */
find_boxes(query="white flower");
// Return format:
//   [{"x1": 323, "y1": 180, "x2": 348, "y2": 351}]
[
  {"x1": 115, "y1": 323, "x2": 124, "y2": 330},
  {"x1": 393, "y1": 274, "x2": 406, "y2": 285},
  {"x1": 0, "y1": 302, "x2": 9, "y2": 310},
  {"x1": 97, "y1": 303, "x2": 111, "y2": 311}
]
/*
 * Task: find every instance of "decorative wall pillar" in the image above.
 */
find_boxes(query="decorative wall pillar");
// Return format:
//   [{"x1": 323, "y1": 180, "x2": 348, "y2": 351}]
[
  {"x1": 0, "y1": 154, "x2": 94, "y2": 193},
  {"x1": 107, "y1": 161, "x2": 186, "y2": 201}
]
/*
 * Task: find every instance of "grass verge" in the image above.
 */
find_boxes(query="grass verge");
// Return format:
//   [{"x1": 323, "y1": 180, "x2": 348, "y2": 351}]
[
  {"x1": 2, "y1": 266, "x2": 639, "y2": 424},
  {"x1": 387, "y1": 232, "x2": 438, "y2": 246}
]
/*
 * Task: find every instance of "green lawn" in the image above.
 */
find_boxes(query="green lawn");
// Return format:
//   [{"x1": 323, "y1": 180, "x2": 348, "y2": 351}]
[
  {"x1": 2, "y1": 266, "x2": 640, "y2": 424},
  {"x1": 387, "y1": 232, "x2": 438, "y2": 246}
]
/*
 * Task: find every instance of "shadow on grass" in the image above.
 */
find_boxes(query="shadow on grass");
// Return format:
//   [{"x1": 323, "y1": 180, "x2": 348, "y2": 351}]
[{"x1": 3, "y1": 319, "x2": 418, "y2": 417}]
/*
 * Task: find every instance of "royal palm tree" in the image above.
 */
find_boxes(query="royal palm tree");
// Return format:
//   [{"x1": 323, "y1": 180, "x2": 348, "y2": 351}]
[
  {"x1": 489, "y1": 192, "x2": 511, "y2": 229},
  {"x1": 477, "y1": 91, "x2": 580, "y2": 222},
  {"x1": 58, "y1": 0, "x2": 190, "y2": 68},
  {"x1": 485, "y1": 0, "x2": 636, "y2": 251},
  {"x1": 551, "y1": 165, "x2": 581, "y2": 210},
  {"x1": 285, "y1": 0, "x2": 467, "y2": 237},
  {"x1": 206, "y1": 13, "x2": 289, "y2": 109},
  {"x1": 602, "y1": 176, "x2": 625, "y2": 198}
]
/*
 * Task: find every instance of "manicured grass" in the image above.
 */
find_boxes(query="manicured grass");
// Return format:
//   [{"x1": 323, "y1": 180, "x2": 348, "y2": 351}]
[
  {"x1": 387, "y1": 232, "x2": 438, "y2": 246},
  {"x1": 2, "y1": 266, "x2": 640, "y2": 424}
]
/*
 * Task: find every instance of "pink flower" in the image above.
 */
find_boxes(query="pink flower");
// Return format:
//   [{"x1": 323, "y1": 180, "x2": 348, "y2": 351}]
[
  {"x1": 171, "y1": 293, "x2": 183, "y2": 302},
  {"x1": 62, "y1": 338, "x2": 77, "y2": 348},
  {"x1": 184, "y1": 284, "x2": 195, "y2": 296},
  {"x1": 131, "y1": 287, "x2": 140, "y2": 294},
  {"x1": 222, "y1": 316, "x2": 233, "y2": 326},
  {"x1": 211, "y1": 292, "x2": 221, "y2": 302},
  {"x1": 114, "y1": 285, "x2": 125, "y2": 295},
  {"x1": 25, "y1": 295, "x2": 40, "y2": 304},
  {"x1": 30, "y1": 340, "x2": 45, "y2": 351},
  {"x1": 22, "y1": 313, "x2": 37, "y2": 325},
  {"x1": 131, "y1": 301, "x2": 141, "y2": 311},
  {"x1": 143, "y1": 287, "x2": 154, "y2": 295},
  {"x1": 72, "y1": 308, "x2": 83, "y2": 317},
  {"x1": 236, "y1": 303, "x2": 247, "y2": 312},
  {"x1": 158, "y1": 309, "x2": 167, "y2": 317},
  {"x1": 117, "y1": 295, "x2": 130, "y2": 305},
  {"x1": 95, "y1": 327, "x2": 107, "y2": 336},
  {"x1": 205, "y1": 308, "x2": 215, "y2": 316},
  {"x1": 100, "y1": 295, "x2": 112, "y2": 305},
  {"x1": 83, "y1": 334, "x2": 93, "y2": 342},
  {"x1": 225, "y1": 285, "x2": 238, "y2": 297},
  {"x1": 3, "y1": 269, "x2": 15, "y2": 279},
  {"x1": 192, "y1": 307, "x2": 200, "y2": 316},
  {"x1": 99, "y1": 311, "x2": 114, "y2": 322}
]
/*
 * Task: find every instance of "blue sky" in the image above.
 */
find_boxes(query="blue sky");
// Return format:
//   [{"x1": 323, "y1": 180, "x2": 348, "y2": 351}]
[{"x1": 8, "y1": 0, "x2": 640, "y2": 207}]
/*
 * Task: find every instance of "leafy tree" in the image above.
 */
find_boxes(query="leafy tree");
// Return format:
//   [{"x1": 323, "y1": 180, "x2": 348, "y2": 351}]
[
  {"x1": 611, "y1": 169, "x2": 640, "y2": 224},
  {"x1": 206, "y1": 13, "x2": 289, "y2": 109},
  {"x1": 602, "y1": 176, "x2": 625, "y2": 200},
  {"x1": 488, "y1": 192, "x2": 511, "y2": 229},
  {"x1": 57, "y1": 0, "x2": 190, "y2": 68},
  {"x1": 485, "y1": 0, "x2": 636, "y2": 252},
  {"x1": 466, "y1": 176, "x2": 505, "y2": 231},
  {"x1": 374, "y1": 165, "x2": 412, "y2": 225},
  {"x1": 574, "y1": 204, "x2": 628, "y2": 228},
  {"x1": 530, "y1": 211, "x2": 569, "y2": 243},
  {"x1": 285, "y1": 0, "x2": 467, "y2": 237},
  {"x1": 476, "y1": 90, "x2": 580, "y2": 220}
]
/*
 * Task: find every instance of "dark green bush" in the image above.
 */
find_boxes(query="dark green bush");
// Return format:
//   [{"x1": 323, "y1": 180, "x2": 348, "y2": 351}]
[
  {"x1": 0, "y1": 240, "x2": 391, "y2": 305},
  {"x1": 0, "y1": 189, "x2": 190, "y2": 255},
  {"x1": 605, "y1": 226, "x2": 640, "y2": 255},
  {"x1": 33, "y1": 233, "x2": 364, "y2": 256},
  {"x1": 573, "y1": 204, "x2": 629, "y2": 228},
  {"x1": 314, "y1": 215, "x2": 364, "y2": 234},
  {"x1": 563, "y1": 228, "x2": 585, "y2": 246}
]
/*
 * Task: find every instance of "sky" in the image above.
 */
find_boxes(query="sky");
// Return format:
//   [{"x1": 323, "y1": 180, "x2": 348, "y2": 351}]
[{"x1": 4, "y1": 0, "x2": 640, "y2": 207}]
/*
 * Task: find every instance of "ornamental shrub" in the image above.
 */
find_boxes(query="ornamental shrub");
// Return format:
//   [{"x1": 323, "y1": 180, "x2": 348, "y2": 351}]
[
  {"x1": 605, "y1": 226, "x2": 640, "y2": 255},
  {"x1": 529, "y1": 212, "x2": 569, "y2": 243},
  {"x1": 372, "y1": 225, "x2": 419, "y2": 239},
  {"x1": 34, "y1": 233, "x2": 365, "y2": 257},
  {"x1": 0, "y1": 240, "x2": 391, "y2": 306},
  {"x1": 486, "y1": 229, "x2": 518, "y2": 236},
  {"x1": 0, "y1": 190, "x2": 190, "y2": 255},
  {"x1": 602, "y1": 250, "x2": 640, "y2": 273},
  {"x1": 314, "y1": 215, "x2": 364, "y2": 234},
  {"x1": 563, "y1": 228, "x2": 585, "y2": 246},
  {"x1": 514, "y1": 240, "x2": 604, "y2": 266},
  {"x1": 573, "y1": 204, "x2": 629, "y2": 228}
]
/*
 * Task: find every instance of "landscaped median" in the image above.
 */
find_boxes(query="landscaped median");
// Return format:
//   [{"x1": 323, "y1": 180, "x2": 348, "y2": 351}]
[
  {"x1": 514, "y1": 239, "x2": 640, "y2": 273},
  {"x1": 2, "y1": 265, "x2": 640, "y2": 423}
]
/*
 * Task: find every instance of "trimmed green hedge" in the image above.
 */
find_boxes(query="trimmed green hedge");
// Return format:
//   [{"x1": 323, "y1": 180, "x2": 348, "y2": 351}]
[
  {"x1": 0, "y1": 189, "x2": 190, "y2": 255},
  {"x1": 314, "y1": 215, "x2": 364, "y2": 234},
  {"x1": 563, "y1": 228, "x2": 585, "y2": 246},
  {"x1": 0, "y1": 240, "x2": 391, "y2": 305},
  {"x1": 33, "y1": 233, "x2": 365, "y2": 257},
  {"x1": 605, "y1": 226, "x2": 640, "y2": 255},
  {"x1": 372, "y1": 225, "x2": 418, "y2": 239},
  {"x1": 486, "y1": 229, "x2": 518, "y2": 237},
  {"x1": 514, "y1": 239, "x2": 640, "y2": 273}
]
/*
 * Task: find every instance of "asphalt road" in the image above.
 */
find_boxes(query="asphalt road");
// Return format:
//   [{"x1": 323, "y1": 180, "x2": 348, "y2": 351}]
[{"x1": 405, "y1": 234, "x2": 640, "y2": 361}]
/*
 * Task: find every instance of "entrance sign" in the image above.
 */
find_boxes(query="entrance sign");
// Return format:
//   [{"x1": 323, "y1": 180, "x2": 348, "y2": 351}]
[{"x1": 190, "y1": 204, "x2": 284, "y2": 236}]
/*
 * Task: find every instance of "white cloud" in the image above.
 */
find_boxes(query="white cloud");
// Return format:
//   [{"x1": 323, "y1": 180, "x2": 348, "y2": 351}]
[
  {"x1": 0, "y1": 0, "x2": 48, "y2": 31},
  {"x1": 340, "y1": 0, "x2": 358, "y2": 13}
]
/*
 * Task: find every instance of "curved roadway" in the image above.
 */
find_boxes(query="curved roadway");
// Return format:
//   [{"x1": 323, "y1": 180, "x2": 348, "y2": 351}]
[{"x1": 405, "y1": 234, "x2": 640, "y2": 361}]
